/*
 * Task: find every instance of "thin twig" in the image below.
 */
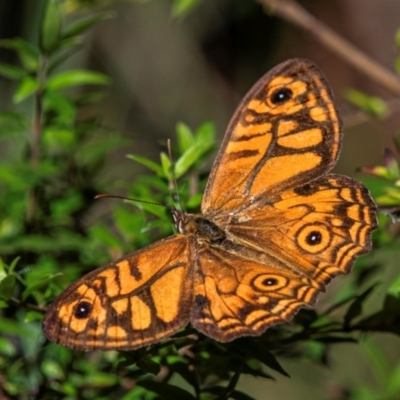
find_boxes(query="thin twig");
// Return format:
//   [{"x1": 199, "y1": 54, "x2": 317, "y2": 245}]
[
  {"x1": 258, "y1": 0, "x2": 400, "y2": 95},
  {"x1": 10, "y1": 297, "x2": 47, "y2": 313}
]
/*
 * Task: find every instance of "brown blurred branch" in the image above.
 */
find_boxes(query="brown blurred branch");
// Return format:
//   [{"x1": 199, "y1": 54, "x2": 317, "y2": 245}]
[{"x1": 259, "y1": 0, "x2": 400, "y2": 95}]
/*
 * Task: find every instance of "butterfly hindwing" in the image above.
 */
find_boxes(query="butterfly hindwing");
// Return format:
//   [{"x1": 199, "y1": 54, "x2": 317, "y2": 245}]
[
  {"x1": 223, "y1": 174, "x2": 377, "y2": 288},
  {"x1": 191, "y1": 246, "x2": 322, "y2": 341}
]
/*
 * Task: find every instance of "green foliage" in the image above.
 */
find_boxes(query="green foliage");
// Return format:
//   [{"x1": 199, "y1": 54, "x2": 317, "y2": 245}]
[
  {"x1": 345, "y1": 88, "x2": 388, "y2": 118},
  {"x1": 1, "y1": 1, "x2": 400, "y2": 399},
  {"x1": 171, "y1": 0, "x2": 203, "y2": 17}
]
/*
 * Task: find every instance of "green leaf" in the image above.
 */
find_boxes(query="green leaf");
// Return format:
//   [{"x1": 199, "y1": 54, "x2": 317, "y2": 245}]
[
  {"x1": 22, "y1": 274, "x2": 61, "y2": 301},
  {"x1": 39, "y1": 0, "x2": 62, "y2": 53},
  {"x1": 195, "y1": 121, "x2": 215, "y2": 143},
  {"x1": 186, "y1": 193, "x2": 202, "y2": 209},
  {"x1": 208, "y1": 387, "x2": 256, "y2": 400},
  {"x1": 0, "y1": 336, "x2": 16, "y2": 357},
  {"x1": 62, "y1": 11, "x2": 115, "y2": 38},
  {"x1": 345, "y1": 88, "x2": 387, "y2": 117},
  {"x1": 231, "y1": 339, "x2": 290, "y2": 377},
  {"x1": 344, "y1": 284, "x2": 377, "y2": 328},
  {"x1": 0, "y1": 111, "x2": 28, "y2": 138},
  {"x1": 396, "y1": 27, "x2": 400, "y2": 47},
  {"x1": 160, "y1": 152, "x2": 172, "y2": 180},
  {"x1": 0, "y1": 260, "x2": 6, "y2": 280},
  {"x1": 127, "y1": 154, "x2": 164, "y2": 176},
  {"x1": 176, "y1": 122, "x2": 194, "y2": 152},
  {"x1": 46, "y1": 69, "x2": 110, "y2": 90},
  {"x1": 0, "y1": 63, "x2": 26, "y2": 80},
  {"x1": 136, "y1": 357, "x2": 161, "y2": 375},
  {"x1": 81, "y1": 371, "x2": 119, "y2": 387},
  {"x1": 388, "y1": 274, "x2": 400, "y2": 297},
  {"x1": 396, "y1": 57, "x2": 400, "y2": 75},
  {"x1": 174, "y1": 138, "x2": 213, "y2": 177},
  {"x1": 13, "y1": 76, "x2": 40, "y2": 103},
  {"x1": 0, "y1": 39, "x2": 40, "y2": 72},
  {"x1": 43, "y1": 128, "x2": 76, "y2": 152},
  {"x1": 387, "y1": 361, "x2": 400, "y2": 395},
  {"x1": 0, "y1": 275, "x2": 16, "y2": 300},
  {"x1": 47, "y1": 40, "x2": 83, "y2": 73},
  {"x1": 137, "y1": 380, "x2": 195, "y2": 400},
  {"x1": 25, "y1": 311, "x2": 43, "y2": 322},
  {"x1": 172, "y1": 0, "x2": 201, "y2": 16},
  {"x1": 229, "y1": 390, "x2": 257, "y2": 400},
  {"x1": 41, "y1": 359, "x2": 65, "y2": 380},
  {"x1": 43, "y1": 91, "x2": 76, "y2": 124},
  {"x1": 89, "y1": 223, "x2": 122, "y2": 249},
  {"x1": 0, "y1": 317, "x2": 31, "y2": 337}
]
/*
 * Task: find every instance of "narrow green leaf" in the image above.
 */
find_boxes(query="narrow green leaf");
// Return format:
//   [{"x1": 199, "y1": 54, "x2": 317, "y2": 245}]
[
  {"x1": 344, "y1": 284, "x2": 377, "y2": 328},
  {"x1": 388, "y1": 274, "x2": 400, "y2": 298},
  {"x1": 0, "y1": 260, "x2": 6, "y2": 280},
  {"x1": 315, "y1": 336, "x2": 357, "y2": 344},
  {"x1": 9, "y1": 257, "x2": 20, "y2": 274},
  {"x1": 138, "y1": 380, "x2": 195, "y2": 400},
  {"x1": 396, "y1": 27, "x2": 400, "y2": 47},
  {"x1": 396, "y1": 57, "x2": 400, "y2": 75},
  {"x1": 46, "y1": 69, "x2": 110, "y2": 90},
  {"x1": 176, "y1": 122, "x2": 194, "y2": 152},
  {"x1": 63, "y1": 12, "x2": 115, "y2": 39},
  {"x1": 0, "y1": 275, "x2": 16, "y2": 300},
  {"x1": 160, "y1": 152, "x2": 172, "y2": 180},
  {"x1": 195, "y1": 121, "x2": 215, "y2": 143},
  {"x1": 229, "y1": 390, "x2": 257, "y2": 400},
  {"x1": 0, "y1": 63, "x2": 26, "y2": 80},
  {"x1": 39, "y1": 0, "x2": 62, "y2": 53},
  {"x1": 136, "y1": 357, "x2": 161, "y2": 375},
  {"x1": 168, "y1": 361, "x2": 197, "y2": 388},
  {"x1": 172, "y1": 0, "x2": 201, "y2": 16},
  {"x1": 127, "y1": 154, "x2": 163, "y2": 175},
  {"x1": 13, "y1": 76, "x2": 40, "y2": 103},
  {"x1": 47, "y1": 41, "x2": 83, "y2": 73},
  {"x1": 22, "y1": 275, "x2": 62, "y2": 301},
  {"x1": 174, "y1": 139, "x2": 213, "y2": 178},
  {"x1": 345, "y1": 88, "x2": 387, "y2": 117},
  {"x1": 387, "y1": 361, "x2": 400, "y2": 395},
  {"x1": 0, "y1": 39, "x2": 39, "y2": 72},
  {"x1": 232, "y1": 339, "x2": 290, "y2": 377}
]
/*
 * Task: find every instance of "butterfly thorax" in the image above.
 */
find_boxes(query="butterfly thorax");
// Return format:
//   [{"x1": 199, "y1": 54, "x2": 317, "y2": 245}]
[{"x1": 170, "y1": 207, "x2": 226, "y2": 245}]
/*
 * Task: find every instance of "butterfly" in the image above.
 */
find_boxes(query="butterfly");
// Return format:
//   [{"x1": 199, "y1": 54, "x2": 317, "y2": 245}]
[{"x1": 43, "y1": 59, "x2": 377, "y2": 351}]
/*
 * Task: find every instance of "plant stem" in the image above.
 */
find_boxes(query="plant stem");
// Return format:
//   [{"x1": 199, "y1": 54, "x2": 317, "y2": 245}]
[{"x1": 259, "y1": 0, "x2": 400, "y2": 95}]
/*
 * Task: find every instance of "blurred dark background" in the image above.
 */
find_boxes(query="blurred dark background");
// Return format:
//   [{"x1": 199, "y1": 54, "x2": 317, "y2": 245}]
[{"x1": 1, "y1": 1, "x2": 399, "y2": 398}]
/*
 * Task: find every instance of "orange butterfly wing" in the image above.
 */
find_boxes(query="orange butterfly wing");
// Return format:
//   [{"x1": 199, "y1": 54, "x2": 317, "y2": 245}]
[
  {"x1": 43, "y1": 235, "x2": 193, "y2": 350},
  {"x1": 202, "y1": 59, "x2": 341, "y2": 215}
]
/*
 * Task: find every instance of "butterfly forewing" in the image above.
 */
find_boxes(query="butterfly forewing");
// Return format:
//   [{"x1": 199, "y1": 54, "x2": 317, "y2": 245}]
[{"x1": 202, "y1": 59, "x2": 342, "y2": 216}]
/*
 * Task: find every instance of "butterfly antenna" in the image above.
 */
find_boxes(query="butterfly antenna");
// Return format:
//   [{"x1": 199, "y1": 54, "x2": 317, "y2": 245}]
[{"x1": 167, "y1": 139, "x2": 184, "y2": 211}]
